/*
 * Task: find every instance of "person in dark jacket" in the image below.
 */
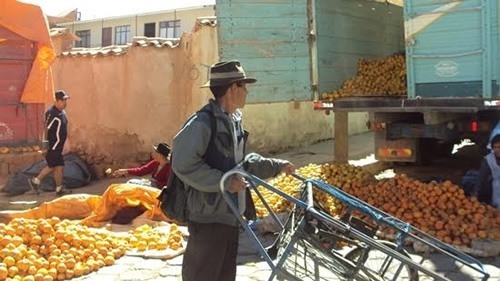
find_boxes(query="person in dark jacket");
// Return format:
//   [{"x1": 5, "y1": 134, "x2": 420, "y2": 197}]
[
  {"x1": 112, "y1": 142, "x2": 172, "y2": 188},
  {"x1": 172, "y1": 60, "x2": 295, "y2": 281},
  {"x1": 474, "y1": 134, "x2": 500, "y2": 209},
  {"x1": 29, "y1": 90, "x2": 72, "y2": 196}
]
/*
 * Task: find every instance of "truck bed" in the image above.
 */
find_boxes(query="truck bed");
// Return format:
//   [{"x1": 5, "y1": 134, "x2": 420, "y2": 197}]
[{"x1": 314, "y1": 97, "x2": 500, "y2": 113}]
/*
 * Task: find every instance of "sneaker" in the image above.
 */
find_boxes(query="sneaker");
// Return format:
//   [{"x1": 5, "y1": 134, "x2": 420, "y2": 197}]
[
  {"x1": 28, "y1": 178, "x2": 40, "y2": 195},
  {"x1": 55, "y1": 187, "x2": 72, "y2": 196}
]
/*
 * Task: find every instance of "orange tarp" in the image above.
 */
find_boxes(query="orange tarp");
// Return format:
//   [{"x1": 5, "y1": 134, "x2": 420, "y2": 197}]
[
  {"x1": 0, "y1": 194, "x2": 102, "y2": 222},
  {"x1": 0, "y1": 184, "x2": 169, "y2": 226},
  {"x1": 0, "y1": 0, "x2": 56, "y2": 103},
  {"x1": 80, "y1": 184, "x2": 170, "y2": 227}
]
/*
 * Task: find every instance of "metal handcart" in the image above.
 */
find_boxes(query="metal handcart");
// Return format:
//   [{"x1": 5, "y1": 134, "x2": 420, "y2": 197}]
[{"x1": 220, "y1": 170, "x2": 491, "y2": 281}]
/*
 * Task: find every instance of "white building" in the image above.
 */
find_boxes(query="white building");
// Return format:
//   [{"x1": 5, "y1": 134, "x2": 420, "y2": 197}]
[{"x1": 57, "y1": 5, "x2": 215, "y2": 48}]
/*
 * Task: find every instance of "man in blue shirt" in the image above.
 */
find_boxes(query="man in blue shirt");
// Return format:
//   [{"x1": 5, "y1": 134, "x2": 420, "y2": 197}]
[{"x1": 29, "y1": 90, "x2": 72, "y2": 196}]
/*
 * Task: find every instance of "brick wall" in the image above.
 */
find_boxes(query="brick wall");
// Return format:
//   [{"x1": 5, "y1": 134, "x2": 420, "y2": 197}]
[{"x1": 0, "y1": 152, "x2": 44, "y2": 176}]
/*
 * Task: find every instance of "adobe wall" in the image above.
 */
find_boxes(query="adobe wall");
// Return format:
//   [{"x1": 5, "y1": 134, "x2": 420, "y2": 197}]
[{"x1": 51, "y1": 24, "x2": 367, "y2": 176}]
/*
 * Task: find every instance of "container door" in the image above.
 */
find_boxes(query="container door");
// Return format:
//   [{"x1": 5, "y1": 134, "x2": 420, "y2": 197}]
[
  {"x1": 405, "y1": 0, "x2": 498, "y2": 98},
  {"x1": 216, "y1": 0, "x2": 310, "y2": 103},
  {"x1": 0, "y1": 25, "x2": 43, "y2": 145}
]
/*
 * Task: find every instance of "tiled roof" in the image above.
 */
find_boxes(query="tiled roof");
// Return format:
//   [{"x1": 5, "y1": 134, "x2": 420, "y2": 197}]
[
  {"x1": 59, "y1": 37, "x2": 182, "y2": 57},
  {"x1": 131, "y1": 37, "x2": 181, "y2": 48},
  {"x1": 197, "y1": 16, "x2": 217, "y2": 26},
  {"x1": 60, "y1": 45, "x2": 130, "y2": 57}
]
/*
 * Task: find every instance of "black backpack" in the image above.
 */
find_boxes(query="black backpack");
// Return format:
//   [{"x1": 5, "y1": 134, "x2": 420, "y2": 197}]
[{"x1": 157, "y1": 109, "x2": 216, "y2": 223}]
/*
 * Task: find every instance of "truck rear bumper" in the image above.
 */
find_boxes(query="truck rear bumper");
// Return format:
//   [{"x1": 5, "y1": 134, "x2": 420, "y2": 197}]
[{"x1": 314, "y1": 98, "x2": 500, "y2": 112}]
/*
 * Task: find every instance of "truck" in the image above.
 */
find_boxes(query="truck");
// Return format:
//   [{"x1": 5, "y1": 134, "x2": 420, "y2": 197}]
[
  {"x1": 0, "y1": 1, "x2": 55, "y2": 150},
  {"x1": 216, "y1": 0, "x2": 499, "y2": 164}
]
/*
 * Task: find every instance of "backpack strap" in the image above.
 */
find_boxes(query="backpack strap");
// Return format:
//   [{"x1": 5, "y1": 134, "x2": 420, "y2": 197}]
[{"x1": 197, "y1": 109, "x2": 217, "y2": 152}]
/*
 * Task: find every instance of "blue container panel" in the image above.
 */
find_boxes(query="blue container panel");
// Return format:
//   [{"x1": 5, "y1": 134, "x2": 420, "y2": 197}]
[
  {"x1": 217, "y1": 0, "x2": 310, "y2": 103},
  {"x1": 495, "y1": 1, "x2": 499, "y2": 93},
  {"x1": 316, "y1": 0, "x2": 404, "y2": 93},
  {"x1": 406, "y1": 0, "x2": 499, "y2": 98}
]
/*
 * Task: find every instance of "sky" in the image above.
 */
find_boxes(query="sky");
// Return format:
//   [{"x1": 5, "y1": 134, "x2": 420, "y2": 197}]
[{"x1": 20, "y1": 0, "x2": 215, "y2": 20}]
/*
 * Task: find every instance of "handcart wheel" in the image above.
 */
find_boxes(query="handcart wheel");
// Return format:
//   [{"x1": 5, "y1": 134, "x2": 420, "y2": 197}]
[{"x1": 344, "y1": 240, "x2": 419, "y2": 281}]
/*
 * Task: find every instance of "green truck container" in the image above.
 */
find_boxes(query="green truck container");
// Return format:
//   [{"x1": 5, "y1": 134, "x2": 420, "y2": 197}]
[{"x1": 216, "y1": 0, "x2": 500, "y2": 163}]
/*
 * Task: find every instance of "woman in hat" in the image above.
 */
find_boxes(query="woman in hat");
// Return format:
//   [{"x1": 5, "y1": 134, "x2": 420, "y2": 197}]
[{"x1": 112, "y1": 142, "x2": 171, "y2": 188}]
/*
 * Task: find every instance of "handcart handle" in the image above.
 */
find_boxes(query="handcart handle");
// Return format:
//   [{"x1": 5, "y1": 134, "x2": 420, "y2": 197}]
[
  {"x1": 219, "y1": 169, "x2": 278, "y2": 266},
  {"x1": 220, "y1": 169, "x2": 295, "y2": 230}
]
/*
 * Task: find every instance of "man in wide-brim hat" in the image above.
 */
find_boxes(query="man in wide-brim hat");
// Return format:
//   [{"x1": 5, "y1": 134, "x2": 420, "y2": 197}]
[
  {"x1": 171, "y1": 60, "x2": 295, "y2": 281},
  {"x1": 200, "y1": 60, "x2": 257, "y2": 88}
]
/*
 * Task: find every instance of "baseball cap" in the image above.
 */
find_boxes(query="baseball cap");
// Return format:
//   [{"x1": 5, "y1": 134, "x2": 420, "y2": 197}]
[{"x1": 55, "y1": 90, "x2": 70, "y2": 101}]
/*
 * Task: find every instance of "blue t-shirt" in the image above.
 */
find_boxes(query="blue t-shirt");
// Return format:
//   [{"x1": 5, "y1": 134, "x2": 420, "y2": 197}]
[{"x1": 45, "y1": 106, "x2": 68, "y2": 151}]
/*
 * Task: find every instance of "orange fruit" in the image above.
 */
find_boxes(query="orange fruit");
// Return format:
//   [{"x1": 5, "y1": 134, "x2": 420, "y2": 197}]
[
  {"x1": 8, "y1": 265, "x2": 19, "y2": 277},
  {"x1": 136, "y1": 241, "x2": 147, "y2": 251},
  {"x1": 65, "y1": 269, "x2": 74, "y2": 279},
  {"x1": 47, "y1": 267, "x2": 57, "y2": 278},
  {"x1": 65, "y1": 258, "x2": 76, "y2": 269},
  {"x1": 37, "y1": 268, "x2": 48, "y2": 276},
  {"x1": 34, "y1": 273, "x2": 44, "y2": 281},
  {"x1": 23, "y1": 275, "x2": 36, "y2": 281},
  {"x1": 3, "y1": 256, "x2": 16, "y2": 267},
  {"x1": 31, "y1": 235, "x2": 42, "y2": 245},
  {"x1": 28, "y1": 265, "x2": 38, "y2": 275},
  {"x1": 103, "y1": 255, "x2": 115, "y2": 266},
  {"x1": 56, "y1": 262, "x2": 67, "y2": 273},
  {"x1": 0, "y1": 249, "x2": 9, "y2": 259},
  {"x1": 0, "y1": 266, "x2": 7, "y2": 279},
  {"x1": 16, "y1": 258, "x2": 30, "y2": 271},
  {"x1": 48, "y1": 217, "x2": 61, "y2": 227}
]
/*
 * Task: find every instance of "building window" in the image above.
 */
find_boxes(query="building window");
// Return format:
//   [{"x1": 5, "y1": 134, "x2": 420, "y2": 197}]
[
  {"x1": 75, "y1": 30, "x2": 90, "y2": 47},
  {"x1": 102, "y1": 27, "x2": 112, "y2": 47},
  {"x1": 159, "y1": 20, "x2": 180, "y2": 38},
  {"x1": 115, "y1": 25, "x2": 131, "y2": 45},
  {"x1": 144, "y1": 23, "x2": 156, "y2": 37}
]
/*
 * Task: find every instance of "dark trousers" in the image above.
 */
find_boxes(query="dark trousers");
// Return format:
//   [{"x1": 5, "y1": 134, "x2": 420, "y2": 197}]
[{"x1": 182, "y1": 221, "x2": 239, "y2": 281}]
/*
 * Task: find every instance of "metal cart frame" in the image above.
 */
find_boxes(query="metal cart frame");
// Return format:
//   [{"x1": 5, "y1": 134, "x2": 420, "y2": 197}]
[{"x1": 220, "y1": 170, "x2": 490, "y2": 281}]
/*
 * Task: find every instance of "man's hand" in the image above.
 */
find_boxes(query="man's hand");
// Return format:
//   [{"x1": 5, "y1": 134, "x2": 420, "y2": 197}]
[
  {"x1": 226, "y1": 175, "x2": 248, "y2": 194},
  {"x1": 281, "y1": 162, "x2": 295, "y2": 175}
]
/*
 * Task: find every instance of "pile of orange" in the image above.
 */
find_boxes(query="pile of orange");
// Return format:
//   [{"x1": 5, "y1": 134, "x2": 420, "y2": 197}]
[
  {"x1": 329, "y1": 173, "x2": 500, "y2": 246},
  {"x1": 0, "y1": 217, "x2": 182, "y2": 280},
  {"x1": 126, "y1": 224, "x2": 183, "y2": 251},
  {"x1": 251, "y1": 162, "x2": 499, "y2": 247},
  {"x1": 252, "y1": 163, "x2": 323, "y2": 217}
]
